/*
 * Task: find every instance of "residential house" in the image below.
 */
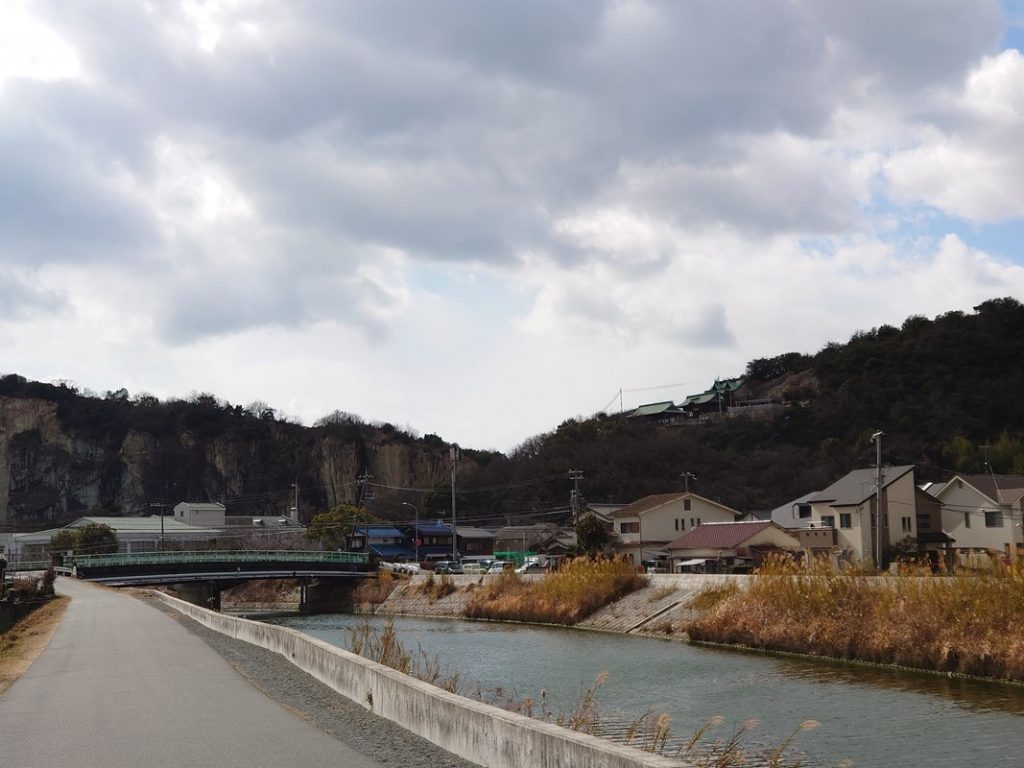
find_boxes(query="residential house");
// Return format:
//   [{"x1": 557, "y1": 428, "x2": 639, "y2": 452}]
[
  {"x1": 351, "y1": 525, "x2": 416, "y2": 561},
  {"x1": 455, "y1": 526, "x2": 495, "y2": 558},
  {"x1": 928, "y1": 474, "x2": 1024, "y2": 562},
  {"x1": 400, "y1": 522, "x2": 455, "y2": 561},
  {"x1": 666, "y1": 520, "x2": 802, "y2": 573},
  {"x1": 790, "y1": 527, "x2": 839, "y2": 565},
  {"x1": 538, "y1": 527, "x2": 577, "y2": 557},
  {"x1": 770, "y1": 492, "x2": 819, "y2": 529},
  {"x1": 493, "y1": 523, "x2": 559, "y2": 556},
  {"x1": 808, "y1": 465, "x2": 950, "y2": 567},
  {"x1": 611, "y1": 492, "x2": 739, "y2": 565}
]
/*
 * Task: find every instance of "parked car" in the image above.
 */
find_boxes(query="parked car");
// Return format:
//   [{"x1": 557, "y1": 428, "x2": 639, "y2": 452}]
[
  {"x1": 515, "y1": 562, "x2": 545, "y2": 574},
  {"x1": 434, "y1": 560, "x2": 463, "y2": 575},
  {"x1": 461, "y1": 562, "x2": 485, "y2": 574},
  {"x1": 487, "y1": 561, "x2": 514, "y2": 573}
]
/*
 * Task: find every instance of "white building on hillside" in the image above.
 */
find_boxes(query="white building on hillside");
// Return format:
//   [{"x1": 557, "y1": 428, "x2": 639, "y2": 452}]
[{"x1": 173, "y1": 501, "x2": 226, "y2": 527}]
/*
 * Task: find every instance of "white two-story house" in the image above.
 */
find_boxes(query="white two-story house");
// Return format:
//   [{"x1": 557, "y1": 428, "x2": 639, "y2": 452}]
[
  {"x1": 928, "y1": 474, "x2": 1024, "y2": 561},
  {"x1": 611, "y1": 492, "x2": 739, "y2": 565}
]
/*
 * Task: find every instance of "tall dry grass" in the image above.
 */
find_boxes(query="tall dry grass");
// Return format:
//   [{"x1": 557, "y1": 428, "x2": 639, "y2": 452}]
[
  {"x1": 464, "y1": 556, "x2": 647, "y2": 625},
  {"x1": 688, "y1": 554, "x2": 1024, "y2": 680},
  {"x1": 347, "y1": 619, "x2": 460, "y2": 692},
  {"x1": 352, "y1": 570, "x2": 401, "y2": 606}
]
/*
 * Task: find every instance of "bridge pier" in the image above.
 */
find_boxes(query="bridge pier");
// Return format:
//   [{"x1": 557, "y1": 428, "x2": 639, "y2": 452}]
[
  {"x1": 172, "y1": 582, "x2": 222, "y2": 611},
  {"x1": 299, "y1": 579, "x2": 362, "y2": 614}
]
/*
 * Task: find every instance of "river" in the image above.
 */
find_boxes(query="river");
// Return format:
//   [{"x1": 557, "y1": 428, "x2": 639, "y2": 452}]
[{"x1": 264, "y1": 612, "x2": 1024, "y2": 767}]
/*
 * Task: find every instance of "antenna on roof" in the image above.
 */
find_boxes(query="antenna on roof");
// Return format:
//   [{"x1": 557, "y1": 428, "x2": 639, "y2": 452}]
[{"x1": 981, "y1": 444, "x2": 1002, "y2": 503}]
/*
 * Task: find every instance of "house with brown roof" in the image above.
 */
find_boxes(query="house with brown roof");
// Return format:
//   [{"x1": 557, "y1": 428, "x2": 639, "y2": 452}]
[
  {"x1": 611, "y1": 492, "x2": 739, "y2": 566},
  {"x1": 928, "y1": 474, "x2": 1024, "y2": 561},
  {"x1": 666, "y1": 520, "x2": 802, "y2": 573}
]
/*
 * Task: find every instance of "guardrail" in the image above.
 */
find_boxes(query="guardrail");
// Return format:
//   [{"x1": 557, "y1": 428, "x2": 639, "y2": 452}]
[
  {"x1": 6, "y1": 560, "x2": 52, "y2": 573},
  {"x1": 68, "y1": 550, "x2": 369, "y2": 569}
]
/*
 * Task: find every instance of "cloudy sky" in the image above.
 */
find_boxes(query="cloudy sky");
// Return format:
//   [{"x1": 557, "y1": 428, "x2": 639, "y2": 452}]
[{"x1": 2, "y1": 1, "x2": 1024, "y2": 451}]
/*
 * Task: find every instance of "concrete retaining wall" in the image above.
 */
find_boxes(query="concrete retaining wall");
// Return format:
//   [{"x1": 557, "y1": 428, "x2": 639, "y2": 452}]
[{"x1": 152, "y1": 590, "x2": 689, "y2": 768}]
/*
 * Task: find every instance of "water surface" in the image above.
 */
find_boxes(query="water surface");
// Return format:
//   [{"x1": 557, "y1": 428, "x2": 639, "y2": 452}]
[{"x1": 267, "y1": 613, "x2": 1024, "y2": 767}]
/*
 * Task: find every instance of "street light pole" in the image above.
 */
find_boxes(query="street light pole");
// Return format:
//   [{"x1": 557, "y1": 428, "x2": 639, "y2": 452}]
[{"x1": 401, "y1": 502, "x2": 419, "y2": 563}]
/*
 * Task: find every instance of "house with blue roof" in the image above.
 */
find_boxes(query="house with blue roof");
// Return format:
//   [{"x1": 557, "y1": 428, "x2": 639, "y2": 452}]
[{"x1": 351, "y1": 525, "x2": 416, "y2": 561}]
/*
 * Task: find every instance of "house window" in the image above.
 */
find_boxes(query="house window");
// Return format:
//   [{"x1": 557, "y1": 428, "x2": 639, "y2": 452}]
[
  {"x1": 690, "y1": 518, "x2": 695, "y2": 529},
  {"x1": 620, "y1": 522, "x2": 640, "y2": 534},
  {"x1": 916, "y1": 513, "x2": 931, "y2": 531},
  {"x1": 985, "y1": 511, "x2": 1004, "y2": 528},
  {"x1": 795, "y1": 504, "x2": 812, "y2": 519},
  {"x1": 684, "y1": 499, "x2": 692, "y2": 511},
  {"x1": 821, "y1": 515, "x2": 835, "y2": 528},
  {"x1": 697, "y1": 518, "x2": 702, "y2": 526},
  {"x1": 964, "y1": 512, "x2": 971, "y2": 528},
  {"x1": 839, "y1": 513, "x2": 851, "y2": 529},
  {"x1": 675, "y1": 519, "x2": 679, "y2": 531},
  {"x1": 901, "y1": 516, "x2": 912, "y2": 533}
]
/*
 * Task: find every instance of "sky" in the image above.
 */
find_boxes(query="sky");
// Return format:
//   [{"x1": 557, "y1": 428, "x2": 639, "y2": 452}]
[{"x1": 2, "y1": 1, "x2": 1024, "y2": 452}]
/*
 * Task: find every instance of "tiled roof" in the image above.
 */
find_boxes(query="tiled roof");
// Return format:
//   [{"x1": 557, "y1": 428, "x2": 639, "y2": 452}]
[
  {"x1": 355, "y1": 526, "x2": 406, "y2": 538},
  {"x1": 628, "y1": 401, "x2": 684, "y2": 418},
  {"x1": 666, "y1": 521, "x2": 775, "y2": 550},
  {"x1": 809, "y1": 465, "x2": 914, "y2": 507},
  {"x1": 682, "y1": 392, "x2": 718, "y2": 406},
  {"x1": 455, "y1": 526, "x2": 495, "y2": 539}
]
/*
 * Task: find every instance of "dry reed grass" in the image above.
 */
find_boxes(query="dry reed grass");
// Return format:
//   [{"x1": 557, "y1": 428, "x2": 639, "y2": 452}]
[
  {"x1": 347, "y1": 619, "x2": 460, "y2": 692},
  {"x1": 464, "y1": 556, "x2": 647, "y2": 625},
  {"x1": 688, "y1": 554, "x2": 1024, "y2": 680},
  {"x1": 352, "y1": 570, "x2": 401, "y2": 606},
  {"x1": 417, "y1": 572, "x2": 457, "y2": 602}
]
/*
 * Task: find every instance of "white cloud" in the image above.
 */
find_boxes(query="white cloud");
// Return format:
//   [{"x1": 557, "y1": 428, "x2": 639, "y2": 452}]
[
  {"x1": 1, "y1": 1, "x2": 1022, "y2": 449},
  {"x1": 885, "y1": 50, "x2": 1024, "y2": 222},
  {"x1": 0, "y1": 2, "x2": 81, "y2": 88}
]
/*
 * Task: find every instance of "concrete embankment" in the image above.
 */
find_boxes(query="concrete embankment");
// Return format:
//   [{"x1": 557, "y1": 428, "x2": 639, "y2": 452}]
[
  {"x1": 152, "y1": 590, "x2": 691, "y2": 768},
  {"x1": 377, "y1": 573, "x2": 745, "y2": 638}
]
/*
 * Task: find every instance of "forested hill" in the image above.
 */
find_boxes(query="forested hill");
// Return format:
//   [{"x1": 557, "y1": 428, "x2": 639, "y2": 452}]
[
  {"x1": 1, "y1": 297, "x2": 1022, "y2": 527},
  {"x1": 465, "y1": 297, "x2": 1024, "y2": 514}
]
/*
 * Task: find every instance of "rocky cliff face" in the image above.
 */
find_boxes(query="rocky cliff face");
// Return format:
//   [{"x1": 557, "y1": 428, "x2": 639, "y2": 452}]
[{"x1": 0, "y1": 394, "x2": 454, "y2": 527}]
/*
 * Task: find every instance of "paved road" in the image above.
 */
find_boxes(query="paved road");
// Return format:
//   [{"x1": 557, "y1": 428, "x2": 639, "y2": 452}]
[{"x1": 0, "y1": 579, "x2": 386, "y2": 768}]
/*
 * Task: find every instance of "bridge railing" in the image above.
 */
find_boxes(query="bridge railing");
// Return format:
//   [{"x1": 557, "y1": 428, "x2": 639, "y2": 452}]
[
  {"x1": 6, "y1": 560, "x2": 52, "y2": 573},
  {"x1": 68, "y1": 550, "x2": 369, "y2": 569}
]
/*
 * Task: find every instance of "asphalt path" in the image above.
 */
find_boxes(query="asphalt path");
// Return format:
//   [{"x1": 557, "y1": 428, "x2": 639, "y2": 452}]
[{"x1": 0, "y1": 579, "x2": 386, "y2": 768}]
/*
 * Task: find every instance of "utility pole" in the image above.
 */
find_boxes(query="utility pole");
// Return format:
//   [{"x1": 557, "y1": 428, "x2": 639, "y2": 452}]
[
  {"x1": 680, "y1": 471, "x2": 696, "y2": 494},
  {"x1": 291, "y1": 478, "x2": 299, "y2": 524},
  {"x1": 450, "y1": 447, "x2": 459, "y2": 560},
  {"x1": 568, "y1": 469, "x2": 584, "y2": 526},
  {"x1": 401, "y1": 502, "x2": 419, "y2": 563},
  {"x1": 872, "y1": 431, "x2": 884, "y2": 572},
  {"x1": 356, "y1": 473, "x2": 373, "y2": 551}
]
